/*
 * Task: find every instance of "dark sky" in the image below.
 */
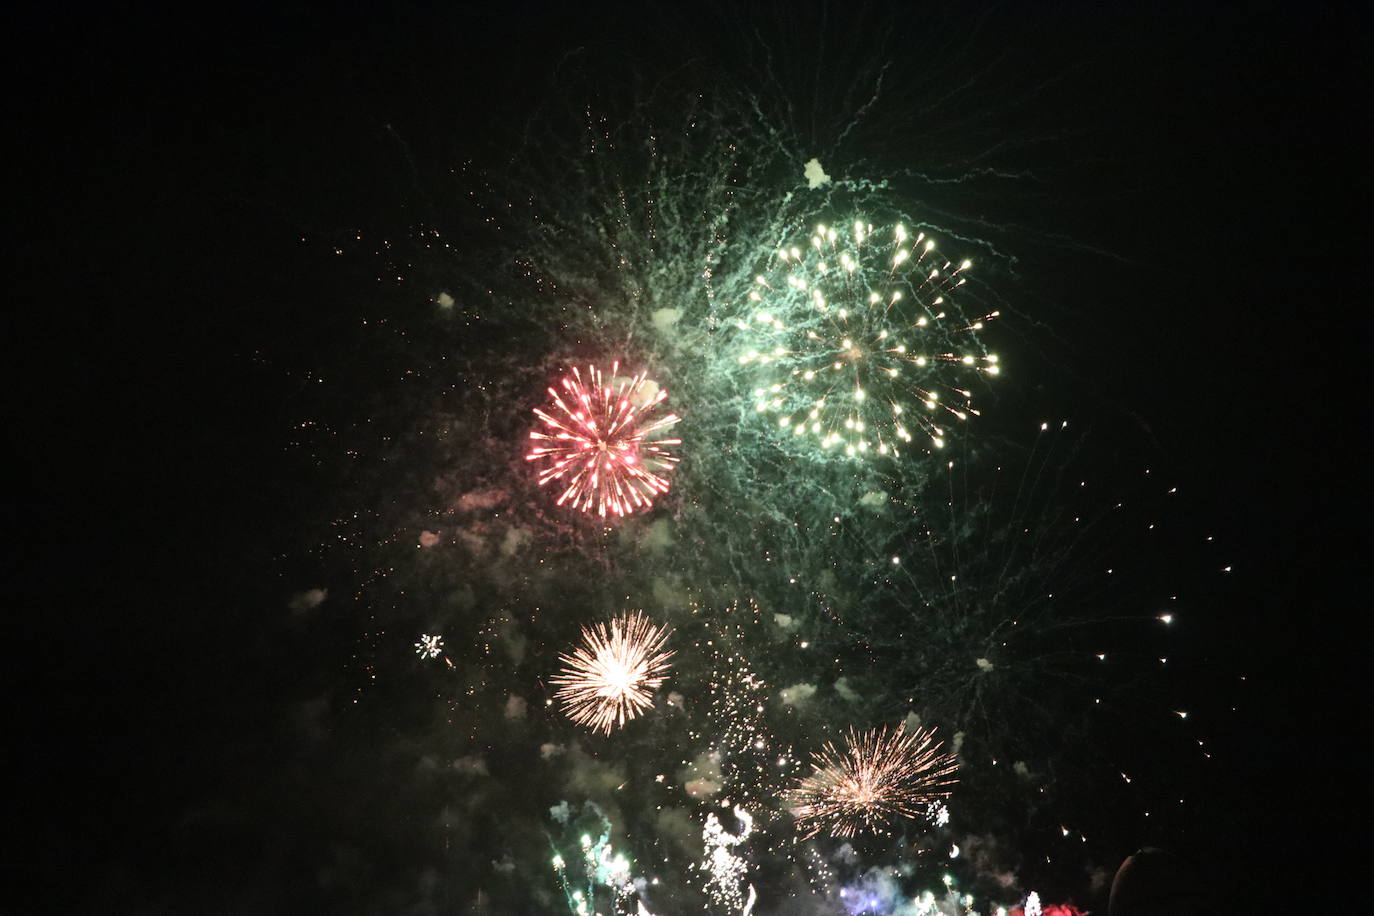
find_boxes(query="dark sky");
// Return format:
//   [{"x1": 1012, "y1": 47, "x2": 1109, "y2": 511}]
[{"x1": 7, "y1": 1, "x2": 1362, "y2": 911}]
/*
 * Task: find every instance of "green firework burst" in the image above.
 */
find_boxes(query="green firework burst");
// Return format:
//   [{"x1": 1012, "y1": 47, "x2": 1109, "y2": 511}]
[{"x1": 734, "y1": 220, "x2": 1000, "y2": 457}]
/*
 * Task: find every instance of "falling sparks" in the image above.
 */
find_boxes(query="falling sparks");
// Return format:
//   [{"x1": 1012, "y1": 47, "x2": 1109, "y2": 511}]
[
  {"x1": 550, "y1": 612, "x2": 675, "y2": 734},
  {"x1": 527, "y1": 362, "x2": 681, "y2": 517},
  {"x1": 550, "y1": 806, "x2": 642, "y2": 916},
  {"x1": 787, "y1": 723, "x2": 958, "y2": 838},
  {"x1": 702, "y1": 806, "x2": 756, "y2": 913},
  {"x1": 684, "y1": 600, "x2": 792, "y2": 811},
  {"x1": 737, "y1": 221, "x2": 998, "y2": 457}
]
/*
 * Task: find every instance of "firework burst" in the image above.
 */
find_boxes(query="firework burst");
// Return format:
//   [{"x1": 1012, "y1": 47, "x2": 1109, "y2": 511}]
[
  {"x1": 551, "y1": 612, "x2": 675, "y2": 734},
  {"x1": 414, "y1": 634, "x2": 444, "y2": 659},
  {"x1": 787, "y1": 723, "x2": 958, "y2": 839},
  {"x1": 737, "y1": 221, "x2": 998, "y2": 456},
  {"x1": 527, "y1": 362, "x2": 682, "y2": 517}
]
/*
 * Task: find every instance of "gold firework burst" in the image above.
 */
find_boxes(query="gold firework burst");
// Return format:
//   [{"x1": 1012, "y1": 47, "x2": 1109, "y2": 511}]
[
  {"x1": 550, "y1": 612, "x2": 675, "y2": 734},
  {"x1": 787, "y1": 723, "x2": 958, "y2": 838}
]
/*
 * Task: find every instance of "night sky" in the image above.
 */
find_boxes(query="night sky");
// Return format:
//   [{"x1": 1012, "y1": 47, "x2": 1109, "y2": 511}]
[{"x1": 8, "y1": 2, "x2": 1360, "y2": 913}]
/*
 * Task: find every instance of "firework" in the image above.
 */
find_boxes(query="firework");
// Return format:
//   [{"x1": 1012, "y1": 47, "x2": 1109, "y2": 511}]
[
  {"x1": 683, "y1": 600, "x2": 796, "y2": 809},
  {"x1": 787, "y1": 723, "x2": 958, "y2": 839},
  {"x1": 737, "y1": 221, "x2": 998, "y2": 456},
  {"x1": 527, "y1": 362, "x2": 682, "y2": 517},
  {"x1": 550, "y1": 802, "x2": 643, "y2": 916},
  {"x1": 551, "y1": 611, "x2": 675, "y2": 734},
  {"x1": 702, "y1": 806, "x2": 757, "y2": 913},
  {"x1": 825, "y1": 420, "x2": 1236, "y2": 858},
  {"x1": 414, "y1": 634, "x2": 444, "y2": 659}
]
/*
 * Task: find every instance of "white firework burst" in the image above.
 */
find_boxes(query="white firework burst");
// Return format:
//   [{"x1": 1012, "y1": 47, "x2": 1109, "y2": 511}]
[{"x1": 551, "y1": 612, "x2": 675, "y2": 734}]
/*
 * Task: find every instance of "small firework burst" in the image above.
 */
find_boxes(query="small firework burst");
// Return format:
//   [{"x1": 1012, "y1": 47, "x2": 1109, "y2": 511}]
[
  {"x1": 550, "y1": 612, "x2": 675, "y2": 734},
  {"x1": 526, "y1": 362, "x2": 682, "y2": 517},
  {"x1": 414, "y1": 634, "x2": 444, "y2": 659},
  {"x1": 737, "y1": 221, "x2": 998, "y2": 456},
  {"x1": 787, "y1": 723, "x2": 958, "y2": 839}
]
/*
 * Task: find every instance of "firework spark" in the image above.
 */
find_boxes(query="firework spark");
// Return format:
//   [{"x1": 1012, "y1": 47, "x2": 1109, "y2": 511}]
[
  {"x1": 549, "y1": 803, "x2": 642, "y2": 916},
  {"x1": 684, "y1": 600, "x2": 795, "y2": 810},
  {"x1": 551, "y1": 612, "x2": 675, "y2": 734},
  {"x1": 414, "y1": 634, "x2": 444, "y2": 659},
  {"x1": 527, "y1": 362, "x2": 682, "y2": 517},
  {"x1": 737, "y1": 221, "x2": 998, "y2": 456},
  {"x1": 702, "y1": 806, "x2": 756, "y2": 913},
  {"x1": 787, "y1": 723, "x2": 958, "y2": 839}
]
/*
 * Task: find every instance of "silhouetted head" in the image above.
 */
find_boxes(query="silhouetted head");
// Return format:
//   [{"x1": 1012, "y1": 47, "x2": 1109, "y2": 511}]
[{"x1": 1109, "y1": 847, "x2": 1206, "y2": 916}]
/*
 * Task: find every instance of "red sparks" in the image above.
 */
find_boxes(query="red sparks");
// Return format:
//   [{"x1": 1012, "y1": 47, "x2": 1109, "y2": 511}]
[{"x1": 526, "y1": 362, "x2": 682, "y2": 517}]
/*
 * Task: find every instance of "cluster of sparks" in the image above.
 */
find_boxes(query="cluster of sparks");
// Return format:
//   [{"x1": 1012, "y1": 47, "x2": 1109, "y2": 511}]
[
  {"x1": 737, "y1": 221, "x2": 999, "y2": 456},
  {"x1": 527, "y1": 362, "x2": 682, "y2": 517},
  {"x1": 551, "y1": 830, "x2": 639, "y2": 916},
  {"x1": 550, "y1": 612, "x2": 675, "y2": 734},
  {"x1": 413, "y1": 634, "x2": 443, "y2": 659},
  {"x1": 787, "y1": 723, "x2": 959, "y2": 839},
  {"x1": 685, "y1": 600, "x2": 795, "y2": 810},
  {"x1": 701, "y1": 806, "x2": 757, "y2": 915},
  {"x1": 837, "y1": 866, "x2": 1054, "y2": 916}
]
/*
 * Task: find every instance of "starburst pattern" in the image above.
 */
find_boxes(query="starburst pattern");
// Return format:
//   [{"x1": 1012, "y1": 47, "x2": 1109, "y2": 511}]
[
  {"x1": 737, "y1": 221, "x2": 999, "y2": 456},
  {"x1": 414, "y1": 634, "x2": 444, "y2": 659},
  {"x1": 550, "y1": 612, "x2": 675, "y2": 734},
  {"x1": 787, "y1": 723, "x2": 959, "y2": 839},
  {"x1": 526, "y1": 362, "x2": 682, "y2": 516}
]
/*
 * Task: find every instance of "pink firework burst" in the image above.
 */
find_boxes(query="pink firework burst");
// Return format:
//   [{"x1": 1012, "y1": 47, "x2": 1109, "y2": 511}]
[{"x1": 526, "y1": 362, "x2": 682, "y2": 517}]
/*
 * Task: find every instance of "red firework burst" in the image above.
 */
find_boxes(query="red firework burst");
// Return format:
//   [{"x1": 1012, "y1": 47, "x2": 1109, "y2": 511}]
[{"x1": 526, "y1": 362, "x2": 682, "y2": 517}]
